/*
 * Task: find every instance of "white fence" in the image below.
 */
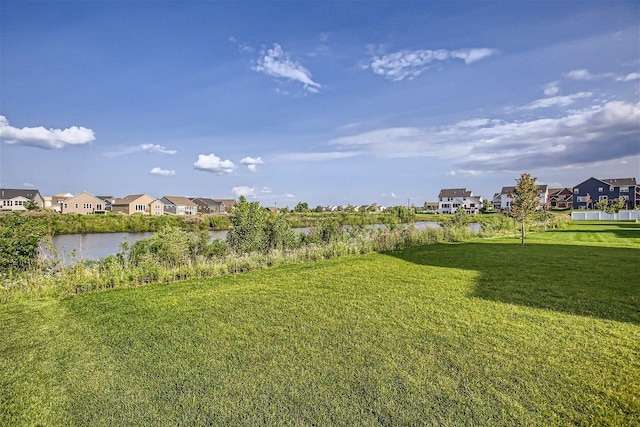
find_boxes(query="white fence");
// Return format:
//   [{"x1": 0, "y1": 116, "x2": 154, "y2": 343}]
[{"x1": 571, "y1": 210, "x2": 640, "y2": 221}]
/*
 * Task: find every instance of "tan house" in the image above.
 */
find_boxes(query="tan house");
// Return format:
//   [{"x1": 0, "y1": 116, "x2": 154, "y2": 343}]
[
  {"x1": 214, "y1": 199, "x2": 237, "y2": 213},
  {"x1": 149, "y1": 199, "x2": 164, "y2": 216},
  {"x1": 112, "y1": 194, "x2": 155, "y2": 215},
  {"x1": 60, "y1": 192, "x2": 108, "y2": 214}
]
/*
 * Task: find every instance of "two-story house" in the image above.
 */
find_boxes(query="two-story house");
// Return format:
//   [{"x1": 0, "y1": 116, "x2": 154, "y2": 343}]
[
  {"x1": 437, "y1": 188, "x2": 482, "y2": 214},
  {"x1": 492, "y1": 184, "x2": 549, "y2": 212},
  {"x1": 0, "y1": 188, "x2": 44, "y2": 211},
  {"x1": 572, "y1": 177, "x2": 638, "y2": 210},
  {"x1": 548, "y1": 188, "x2": 573, "y2": 210}
]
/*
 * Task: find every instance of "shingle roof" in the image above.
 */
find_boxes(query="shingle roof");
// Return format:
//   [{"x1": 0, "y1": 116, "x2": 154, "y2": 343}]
[
  {"x1": 0, "y1": 188, "x2": 42, "y2": 200},
  {"x1": 438, "y1": 188, "x2": 472, "y2": 198},
  {"x1": 162, "y1": 196, "x2": 197, "y2": 206},
  {"x1": 602, "y1": 178, "x2": 637, "y2": 187}
]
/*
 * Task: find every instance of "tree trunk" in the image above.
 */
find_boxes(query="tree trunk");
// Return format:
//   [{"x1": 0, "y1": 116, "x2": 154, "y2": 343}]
[{"x1": 521, "y1": 219, "x2": 525, "y2": 246}]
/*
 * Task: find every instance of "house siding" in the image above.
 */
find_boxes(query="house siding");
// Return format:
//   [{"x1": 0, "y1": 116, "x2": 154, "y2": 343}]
[{"x1": 572, "y1": 177, "x2": 638, "y2": 210}]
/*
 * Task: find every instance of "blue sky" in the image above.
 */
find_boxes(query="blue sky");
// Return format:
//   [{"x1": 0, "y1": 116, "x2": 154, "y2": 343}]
[{"x1": 1, "y1": 1, "x2": 638, "y2": 207}]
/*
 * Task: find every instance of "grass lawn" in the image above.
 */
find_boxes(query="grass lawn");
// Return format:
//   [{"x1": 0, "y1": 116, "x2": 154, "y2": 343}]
[{"x1": 1, "y1": 221, "x2": 639, "y2": 425}]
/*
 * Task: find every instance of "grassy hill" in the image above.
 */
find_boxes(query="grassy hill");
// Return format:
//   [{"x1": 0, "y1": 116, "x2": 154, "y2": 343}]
[{"x1": 1, "y1": 222, "x2": 638, "y2": 425}]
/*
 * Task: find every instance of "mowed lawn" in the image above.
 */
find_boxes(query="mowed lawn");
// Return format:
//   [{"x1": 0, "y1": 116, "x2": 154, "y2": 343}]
[{"x1": 1, "y1": 222, "x2": 638, "y2": 425}]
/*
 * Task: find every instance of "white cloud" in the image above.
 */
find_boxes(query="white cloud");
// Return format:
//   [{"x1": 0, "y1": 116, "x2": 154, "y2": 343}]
[
  {"x1": 544, "y1": 81, "x2": 561, "y2": 96},
  {"x1": 104, "y1": 143, "x2": 177, "y2": 157},
  {"x1": 520, "y1": 92, "x2": 592, "y2": 110},
  {"x1": 275, "y1": 151, "x2": 362, "y2": 162},
  {"x1": 150, "y1": 167, "x2": 175, "y2": 176},
  {"x1": 0, "y1": 115, "x2": 95, "y2": 149},
  {"x1": 231, "y1": 186, "x2": 257, "y2": 198},
  {"x1": 328, "y1": 100, "x2": 639, "y2": 173},
  {"x1": 140, "y1": 144, "x2": 177, "y2": 155},
  {"x1": 565, "y1": 68, "x2": 617, "y2": 81},
  {"x1": 253, "y1": 43, "x2": 322, "y2": 93},
  {"x1": 240, "y1": 156, "x2": 264, "y2": 172},
  {"x1": 367, "y1": 47, "x2": 498, "y2": 81},
  {"x1": 194, "y1": 153, "x2": 237, "y2": 174},
  {"x1": 617, "y1": 72, "x2": 640, "y2": 82}
]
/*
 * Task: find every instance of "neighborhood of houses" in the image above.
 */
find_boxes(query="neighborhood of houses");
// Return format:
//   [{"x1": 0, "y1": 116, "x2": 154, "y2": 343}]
[{"x1": 1, "y1": 176, "x2": 638, "y2": 216}]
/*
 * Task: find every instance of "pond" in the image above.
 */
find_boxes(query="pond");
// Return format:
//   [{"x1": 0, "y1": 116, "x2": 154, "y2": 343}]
[{"x1": 46, "y1": 221, "x2": 480, "y2": 264}]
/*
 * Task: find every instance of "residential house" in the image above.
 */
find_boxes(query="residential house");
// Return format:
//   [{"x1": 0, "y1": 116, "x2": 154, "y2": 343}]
[
  {"x1": 112, "y1": 194, "x2": 155, "y2": 215},
  {"x1": 493, "y1": 184, "x2": 549, "y2": 212},
  {"x1": 160, "y1": 196, "x2": 197, "y2": 215},
  {"x1": 437, "y1": 188, "x2": 482, "y2": 214},
  {"x1": 191, "y1": 198, "x2": 225, "y2": 214},
  {"x1": 572, "y1": 177, "x2": 638, "y2": 210},
  {"x1": 47, "y1": 193, "x2": 73, "y2": 212},
  {"x1": 95, "y1": 196, "x2": 116, "y2": 212},
  {"x1": 149, "y1": 199, "x2": 164, "y2": 216},
  {"x1": 548, "y1": 188, "x2": 573, "y2": 210},
  {"x1": 0, "y1": 188, "x2": 44, "y2": 211},
  {"x1": 213, "y1": 199, "x2": 237, "y2": 213},
  {"x1": 60, "y1": 192, "x2": 108, "y2": 214}
]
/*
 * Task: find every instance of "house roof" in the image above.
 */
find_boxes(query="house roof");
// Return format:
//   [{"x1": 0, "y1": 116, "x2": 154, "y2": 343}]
[
  {"x1": 162, "y1": 196, "x2": 197, "y2": 207},
  {"x1": 500, "y1": 184, "x2": 547, "y2": 195},
  {"x1": 0, "y1": 188, "x2": 43, "y2": 200},
  {"x1": 602, "y1": 178, "x2": 637, "y2": 187},
  {"x1": 438, "y1": 188, "x2": 472, "y2": 198},
  {"x1": 191, "y1": 197, "x2": 223, "y2": 207},
  {"x1": 113, "y1": 194, "x2": 152, "y2": 205}
]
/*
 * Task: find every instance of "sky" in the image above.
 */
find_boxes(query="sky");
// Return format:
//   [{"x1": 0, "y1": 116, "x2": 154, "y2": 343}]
[{"x1": 1, "y1": 1, "x2": 639, "y2": 208}]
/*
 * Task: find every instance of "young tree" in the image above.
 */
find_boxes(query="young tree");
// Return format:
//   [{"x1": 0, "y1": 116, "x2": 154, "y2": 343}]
[
  {"x1": 509, "y1": 173, "x2": 540, "y2": 246},
  {"x1": 227, "y1": 196, "x2": 269, "y2": 254}
]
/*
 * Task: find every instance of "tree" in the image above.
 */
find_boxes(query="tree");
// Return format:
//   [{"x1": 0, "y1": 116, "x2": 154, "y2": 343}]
[
  {"x1": 509, "y1": 173, "x2": 540, "y2": 246},
  {"x1": 227, "y1": 197, "x2": 269, "y2": 254},
  {"x1": 294, "y1": 201, "x2": 309, "y2": 213},
  {"x1": 597, "y1": 197, "x2": 626, "y2": 220}
]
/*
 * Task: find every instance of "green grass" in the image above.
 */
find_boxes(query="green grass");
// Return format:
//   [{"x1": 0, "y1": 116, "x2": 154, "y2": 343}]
[{"x1": 1, "y1": 222, "x2": 639, "y2": 425}]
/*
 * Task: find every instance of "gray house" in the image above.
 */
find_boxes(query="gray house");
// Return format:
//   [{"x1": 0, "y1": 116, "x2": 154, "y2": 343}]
[
  {"x1": 191, "y1": 198, "x2": 225, "y2": 214},
  {"x1": 161, "y1": 196, "x2": 198, "y2": 215},
  {"x1": 0, "y1": 188, "x2": 44, "y2": 211}
]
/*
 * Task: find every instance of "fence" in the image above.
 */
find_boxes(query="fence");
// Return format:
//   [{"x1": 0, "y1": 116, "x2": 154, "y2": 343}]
[{"x1": 571, "y1": 210, "x2": 640, "y2": 221}]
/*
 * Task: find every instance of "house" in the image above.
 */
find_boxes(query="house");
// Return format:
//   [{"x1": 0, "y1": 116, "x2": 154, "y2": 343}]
[
  {"x1": 47, "y1": 193, "x2": 73, "y2": 212},
  {"x1": 111, "y1": 194, "x2": 155, "y2": 215},
  {"x1": 149, "y1": 199, "x2": 164, "y2": 216},
  {"x1": 0, "y1": 188, "x2": 44, "y2": 211},
  {"x1": 493, "y1": 184, "x2": 549, "y2": 212},
  {"x1": 572, "y1": 177, "x2": 638, "y2": 210},
  {"x1": 213, "y1": 199, "x2": 237, "y2": 213},
  {"x1": 548, "y1": 188, "x2": 573, "y2": 210},
  {"x1": 437, "y1": 188, "x2": 482, "y2": 214},
  {"x1": 191, "y1": 198, "x2": 225, "y2": 214},
  {"x1": 160, "y1": 196, "x2": 197, "y2": 215},
  {"x1": 95, "y1": 196, "x2": 116, "y2": 212},
  {"x1": 60, "y1": 192, "x2": 108, "y2": 214}
]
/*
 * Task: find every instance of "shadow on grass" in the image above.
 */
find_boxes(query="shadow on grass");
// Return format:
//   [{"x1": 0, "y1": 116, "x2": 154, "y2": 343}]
[{"x1": 386, "y1": 241, "x2": 640, "y2": 325}]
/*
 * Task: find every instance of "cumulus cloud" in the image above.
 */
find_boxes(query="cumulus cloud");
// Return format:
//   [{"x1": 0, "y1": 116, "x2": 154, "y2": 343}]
[
  {"x1": 565, "y1": 68, "x2": 618, "y2": 81},
  {"x1": 544, "y1": 81, "x2": 561, "y2": 96},
  {"x1": 328, "y1": 100, "x2": 639, "y2": 173},
  {"x1": 366, "y1": 47, "x2": 499, "y2": 81},
  {"x1": 194, "y1": 153, "x2": 237, "y2": 174},
  {"x1": 253, "y1": 43, "x2": 322, "y2": 93},
  {"x1": 0, "y1": 115, "x2": 95, "y2": 149},
  {"x1": 104, "y1": 143, "x2": 177, "y2": 157},
  {"x1": 150, "y1": 167, "x2": 175, "y2": 176},
  {"x1": 240, "y1": 156, "x2": 264, "y2": 172},
  {"x1": 231, "y1": 186, "x2": 257, "y2": 198},
  {"x1": 520, "y1": 92, "x2": 592, "y2": 110},
  {"x1": 618, "y1": 72, "x2": 640, "y2": 82}
]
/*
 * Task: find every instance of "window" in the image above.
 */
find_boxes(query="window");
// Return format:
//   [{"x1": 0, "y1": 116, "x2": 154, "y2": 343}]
[
  {"x1": 599, "y1": 195, "x2": 608, "y2": 201},
  {"x1": 135, "y1": 204, "x2": 146, "y2": 211},
  {"x1": 610, "y1": 186, "x2": 614, "y2": 192},
  {"x1": 574, "y1": 188, "x2": 579, "y2": 194},
  {"x1": 75, "y1": 203, "x2": 79, "y2": 209},
  {"x1": 577, "y1": 196, "x2": 587, "y2": 202},
  {"x1": 621, "y1": 187, "x2": 629, "y2": 192},
  {"x1": 598, "y1": 187, "x2": 603, "y2": 192}
]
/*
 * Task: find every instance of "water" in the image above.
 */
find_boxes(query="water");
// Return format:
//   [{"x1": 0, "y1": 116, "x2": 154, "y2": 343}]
[{"x1": 47, "y1": 222, "x2": 480, "y2": 264}]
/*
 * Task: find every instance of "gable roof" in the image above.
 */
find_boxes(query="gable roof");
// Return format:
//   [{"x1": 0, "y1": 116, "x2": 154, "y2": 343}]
[
  {"x1": 438, "y1": 188, "x2": 472, "y2": 198},
  {"x1": 602, "y1": 178, "x2": 637, "y2": 187},
  {"x1": 113, "y1": 194, "x2": 153, "y2": 205},
  {"x1": 162, "y1": 196, "x2": 197, "y2": 207},
  {"x1": 191, "y1": 198, "x2": 223, "y2": 207},
  {"x1": 0, "y1": 188, "x2": 43, "y2": 200}
]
